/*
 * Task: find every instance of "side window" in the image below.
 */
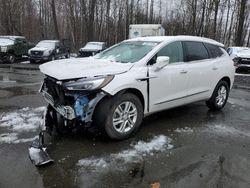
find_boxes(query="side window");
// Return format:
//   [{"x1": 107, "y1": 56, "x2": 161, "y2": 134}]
[
  {"x1": 55, "y1": 42, "x2": 60, "y2": 48},
  {"x1": 22, "y1": 39, "x2": 27, "y2": 43},
  {"x1": 184, "y1": 41, "x2": 209, "y2": 62},
  {"x1": 204, "y1": 43, "x2": 224, "y2": 58},
  {"x1": 157, "y1": 41, "x2": 184, "y2": 63},
  {"x1": 15, "y1": 38, "x2": 22, "y2": 44},
  {"x1": 59, "y1": 42, "x2": 63, "y2": 47}
]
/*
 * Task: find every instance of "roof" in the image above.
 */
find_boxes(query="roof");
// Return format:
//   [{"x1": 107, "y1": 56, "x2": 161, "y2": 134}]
[
  {"x1": 39, "y1": 40, "x2": 60, "y2": 43},
  {"x1": 129, "y1": 24, "x2": 163, "y2": 29},
  {"x1": 87, "y1": 42, "x2": 106, "y2": 45},
  {"x1": 0, "y1": 36, "x2": 25, "y2": 40},
  {"x1": 126, "y1": 35, "x2": 224, "y2": 47}
]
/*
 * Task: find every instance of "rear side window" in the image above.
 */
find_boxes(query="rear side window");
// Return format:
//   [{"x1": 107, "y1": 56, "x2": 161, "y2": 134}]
[
  {"x1": 204, "y1": 43, "x2": 224, "y2": 58},
  {"x1": 157, "y1": 41, "x2": 184, "y2": 63},
  {"x1": 183, "y1": 41, "x2": 209, "y2": 62}
]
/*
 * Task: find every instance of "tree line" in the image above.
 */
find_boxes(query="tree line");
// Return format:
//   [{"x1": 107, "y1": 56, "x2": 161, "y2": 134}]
[{"x1": 0, "y1": 0, "x2": 249, "y2": 50}]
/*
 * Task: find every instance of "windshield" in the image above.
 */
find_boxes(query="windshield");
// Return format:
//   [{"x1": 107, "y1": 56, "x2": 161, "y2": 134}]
[
  {"x1": 95, "y1": 41, "x2": 159, "y2": 63},
  {"x1": 36, "y1": 41, "x2": 55, "y2": 49},
  {"x1": 0, "y1": 38, "x2": 14, "y2": 46},
  {"x1": 235, "y1": 47, "x2": 250, "y2": 53},
  {"x1": 83, "y1": 43, "x2": 103, "y2": 50}
]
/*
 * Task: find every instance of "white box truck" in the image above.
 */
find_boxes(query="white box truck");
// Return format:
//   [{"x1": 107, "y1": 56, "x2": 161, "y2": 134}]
[{"x1": 129, "y1": 24, "x2": 165, "y2": 39}]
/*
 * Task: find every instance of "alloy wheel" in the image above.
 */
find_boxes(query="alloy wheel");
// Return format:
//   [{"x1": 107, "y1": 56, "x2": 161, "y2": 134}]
[{"x1": 112, "y1": 101, "x2": 138, "y2": 133}]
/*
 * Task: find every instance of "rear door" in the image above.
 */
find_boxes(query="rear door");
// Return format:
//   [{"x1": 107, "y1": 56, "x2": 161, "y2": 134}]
[
  {"x1": 149, "y1": 41, "x2": 189, "y2": 112},
  {"x1": 183, "y1": 41, "x2": 218, "y2": 101}
]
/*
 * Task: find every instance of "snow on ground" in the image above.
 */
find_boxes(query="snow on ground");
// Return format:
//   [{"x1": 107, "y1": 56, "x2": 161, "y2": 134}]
[
  {"x1": 0, "y1": 107, "x2": 45, "y2": 144},
  {"x1": 77, "y1": 135, "x2": 173, "y2": 171},
  {"x1": 174, "y1": 127, "x2": 194, "y2": 133}
]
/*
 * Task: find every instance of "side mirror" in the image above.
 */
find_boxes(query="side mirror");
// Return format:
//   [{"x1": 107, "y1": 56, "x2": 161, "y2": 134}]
[{"x1": 154, "y1": 56, "x2": 170, "y2": 71}]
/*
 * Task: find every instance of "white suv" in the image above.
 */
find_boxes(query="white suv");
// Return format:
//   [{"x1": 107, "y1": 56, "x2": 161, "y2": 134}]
[{"x1": 40, "y1": 36, "x2": 235, "y2": 140}]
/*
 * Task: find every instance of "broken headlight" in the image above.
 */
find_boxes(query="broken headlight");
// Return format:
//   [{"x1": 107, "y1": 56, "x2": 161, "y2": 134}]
[{"x1": 63, "y1": 75, "x2": 114, "y2": 91}]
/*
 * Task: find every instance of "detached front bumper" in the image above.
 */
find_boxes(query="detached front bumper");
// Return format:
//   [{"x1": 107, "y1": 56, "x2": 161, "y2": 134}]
[{"x1": 40, "y1": 79, "x2": 106, "y2": 123}]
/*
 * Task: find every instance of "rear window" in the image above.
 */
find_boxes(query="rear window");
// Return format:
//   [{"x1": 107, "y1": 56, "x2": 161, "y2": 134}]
[
  {"x1": 204, "y1": 43, "x2": 224, "y2": 58},
  {"x1": 183, "y1": 41, "x2": 209, "y2": 62}
]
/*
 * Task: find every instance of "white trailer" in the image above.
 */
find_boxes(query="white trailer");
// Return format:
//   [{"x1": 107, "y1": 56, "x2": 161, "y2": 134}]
[{"x1": 129, "y1": 24, "x2": 165, "y2": 39}]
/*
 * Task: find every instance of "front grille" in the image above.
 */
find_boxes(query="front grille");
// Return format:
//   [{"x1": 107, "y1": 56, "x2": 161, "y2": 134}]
[
  {"x1": 31, "y1": 50, "x2": 43, "y2": 56},
  {"x1": 79, "y1": 51, "x2": 93, "y2": 57},
  {"x1": 239, "y1": 58, "x2": 250, "y2": 65},
  {"x1": 44, "y1": 77, "x2": 65, "y2": 105}
]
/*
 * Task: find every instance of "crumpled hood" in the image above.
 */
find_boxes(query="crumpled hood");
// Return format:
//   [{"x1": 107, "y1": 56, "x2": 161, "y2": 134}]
[
  {"x1": 30, "y1": 46, "x2": 53, "y2": 51},
  {"x1": 39, "y1": 57, "x2": 133, "y2": 80}
]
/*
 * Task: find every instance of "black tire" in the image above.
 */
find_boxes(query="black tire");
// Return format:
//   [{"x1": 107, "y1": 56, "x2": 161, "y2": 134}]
[
  {"x1": 65, "y1": 52, "x2": 70, "y2": 59},
  {"x1": 93, "y1": 93, "x2": 143, "y2": 140},
  {"x1": 30, "y1": 59, "x2": 36, "y2": 64},
  {"x1": 7, "y1": 54, "x2": 16, "y2": 63},
  {"x1": 50, "y1": 55, "x2": 56, "y2": 61},
  {"x1": 206, "y1": 80, "x2": 229, "y2": 111}
]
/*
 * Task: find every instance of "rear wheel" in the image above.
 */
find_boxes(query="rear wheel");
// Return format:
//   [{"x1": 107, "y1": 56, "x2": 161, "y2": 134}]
[
  {"x1": 93, "y1": 93, "x2": 143, "y2": 140},
  {"x1": 206, "y1": 80, "x2": 229, "y2": 111}
]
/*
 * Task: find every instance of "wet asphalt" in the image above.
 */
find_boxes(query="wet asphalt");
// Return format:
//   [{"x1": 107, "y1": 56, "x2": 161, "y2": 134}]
[{"x1": 0, "y1": 63, "x2": 250, "y2": 188}]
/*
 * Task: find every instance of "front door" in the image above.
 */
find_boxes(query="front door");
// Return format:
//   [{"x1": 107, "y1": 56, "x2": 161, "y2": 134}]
[{"x1": 149, "y1": 41, "x2": 189, "y2": 112}]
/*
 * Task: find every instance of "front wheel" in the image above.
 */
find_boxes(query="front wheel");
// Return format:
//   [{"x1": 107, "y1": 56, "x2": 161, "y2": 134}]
[
  {"x1": 7, "y1": 54, "x2": 16, "y2": 63},
  {"x1": 206, "y1": 80, "x2": 229, "y2": 111},
  {"x1": 93, "y1": 93, "x2": 143, "y2": 140},
  {"x1": 65, "y1": 52, "x2": 70, "y2": 59},
  {"x1": 50, "y1": 55, "x2": 56, "y2": 61}
]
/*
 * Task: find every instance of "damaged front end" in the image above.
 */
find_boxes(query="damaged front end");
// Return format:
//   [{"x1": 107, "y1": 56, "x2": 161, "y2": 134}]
[
  {"x1": 29, "y1": 75, "x2": 113, "y2": 166},
  {"x1": 41, "y1": 75, "x2": 113, "y2": 124}
]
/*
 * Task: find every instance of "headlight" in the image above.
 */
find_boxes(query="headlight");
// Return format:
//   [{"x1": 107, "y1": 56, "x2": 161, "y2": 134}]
[
  {"x1": 63, "y1": 75, "x2": 114, "y2": 91},
  {"x1": 44, "y1": 50, "x2": 52, "y2": 56},
  {"x1": 28, "y1": 49, "x2": 31, "y2": 55},
  {"x1": 1, "y1": 46, "x2": 7, "y2": 52}
]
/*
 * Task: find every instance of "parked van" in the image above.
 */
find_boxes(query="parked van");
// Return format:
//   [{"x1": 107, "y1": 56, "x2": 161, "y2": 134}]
[{"x1": 129, "y1": 24, "x2": 165, "y2": 39}]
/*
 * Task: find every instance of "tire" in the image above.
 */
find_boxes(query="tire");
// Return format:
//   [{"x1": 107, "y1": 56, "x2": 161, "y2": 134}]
[
  {"x1": 50, "y1": 55, "x2": 56, "y2": 61},
  {"x1": 7, "y1": 54, "x2": 16, "y2": 63},
  {"x1": 93, "y1": 93, "x2": 143, "y2": 140},
  {"x1": 206, "y1": 80, "x2": 229, "y2": 111},
  {"x1": 30, "y1": 59, "x2": 36, "y2": 64},
  {"x1": 65, "y1": 52, "x2": 70, "y2": 59}
]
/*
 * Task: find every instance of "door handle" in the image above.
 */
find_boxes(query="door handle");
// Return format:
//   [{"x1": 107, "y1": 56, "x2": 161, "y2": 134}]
[{"x1": 180, "y1": 70, "x2": 188, "y2": 74}]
